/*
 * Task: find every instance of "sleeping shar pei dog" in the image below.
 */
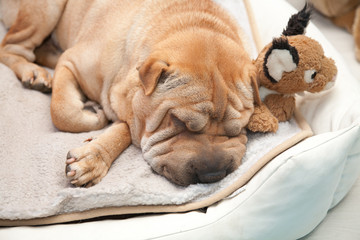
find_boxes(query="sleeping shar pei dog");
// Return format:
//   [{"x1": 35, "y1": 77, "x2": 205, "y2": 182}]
[{"x1": 0, "y1": 0, "x2": 259, "y2": 186}]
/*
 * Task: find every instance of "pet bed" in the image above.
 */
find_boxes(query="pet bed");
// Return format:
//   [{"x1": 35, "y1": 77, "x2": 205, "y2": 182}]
[
  {"x1": 0, "y1": 0, "x2": 311, "y2": 226},
  {"x1": 0, "y1": 0, "x2": 360, "y2": 239}
]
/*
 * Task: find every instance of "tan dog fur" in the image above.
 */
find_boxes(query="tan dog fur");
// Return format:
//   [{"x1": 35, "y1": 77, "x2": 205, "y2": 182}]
[{"x1": 0, "y1": 0, "x2": 257, "y2": 186}]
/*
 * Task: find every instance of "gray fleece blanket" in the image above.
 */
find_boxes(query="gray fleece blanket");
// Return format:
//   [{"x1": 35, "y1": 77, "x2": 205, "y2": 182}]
[
  {"x1": 0, "y1": 60, "x2": 306, "y2": 221},
  {"x1": 0, "y1": 0, "x2": 309, "y2": 223}
]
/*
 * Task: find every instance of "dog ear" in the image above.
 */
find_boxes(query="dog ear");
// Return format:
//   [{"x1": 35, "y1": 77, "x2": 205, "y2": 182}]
[
  {"x1": 137, "y1": 58, "x2": 169, "y2": 95},
  {"x1": 263, "y1": 37, "x2": 299, "y2": 83},
  {"x1": 282, "y1": 4, "x2": 311, "y2": 36},
  {"x1": 251, "y1": 74, "x2": 261, "y2": 106}
]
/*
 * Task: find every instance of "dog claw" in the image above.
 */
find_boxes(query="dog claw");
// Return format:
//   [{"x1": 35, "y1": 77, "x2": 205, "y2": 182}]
[
  {"x1": 71, "y1": 180, "x2": 79, "y2": 185},
  {"x1": 66, "y1": 157, "x2": 76, "y2": 164},
  {"x1": 67, "y1": 151, "x2": 74, "y2": 159},
  {"x1": 67, "y1": 170, "x2": 76, "y2": 177},
  {"x1": 65, "y1": 164, "x2": 72, "y2": 174}
]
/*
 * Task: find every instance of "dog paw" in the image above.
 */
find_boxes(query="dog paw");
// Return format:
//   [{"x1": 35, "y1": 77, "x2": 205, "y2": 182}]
[
  {"x1": 21, "y1": 64, "x2": 52, "y2": 93},
  {"x1": 65, "y1": 145, "x2": 110, "y2": 187}
]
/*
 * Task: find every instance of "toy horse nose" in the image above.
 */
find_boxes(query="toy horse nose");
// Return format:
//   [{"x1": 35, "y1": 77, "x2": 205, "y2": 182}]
[
  {"x1": 332, "y1": 74, "x2": 337, "y2": 82},
  {"x1": 324, "y1": 74, "x2": 337, "y2": 90},
  {"x1": 197, "y1": 170, "x2": 227, "y2": 183}
]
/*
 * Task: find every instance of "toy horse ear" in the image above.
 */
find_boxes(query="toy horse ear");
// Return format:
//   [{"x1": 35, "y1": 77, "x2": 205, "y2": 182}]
[
  {"x1": 263, "y1": 38, "x2": 299, "y2": 83},
  {"x1": 282, "y1": 4, "x2": 311, "y2": 36}
]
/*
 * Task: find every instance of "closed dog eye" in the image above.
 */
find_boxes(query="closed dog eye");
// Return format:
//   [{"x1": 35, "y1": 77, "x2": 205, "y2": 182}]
[
  {"x1": 170, "y1": 107, "x2": 209, "y2": 133},
  {"x1": 157, "y1": 73, "x2": 190, "y2": 92}
]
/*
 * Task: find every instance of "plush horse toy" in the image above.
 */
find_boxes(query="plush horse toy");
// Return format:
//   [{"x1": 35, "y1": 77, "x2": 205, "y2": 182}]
[{"x1": 247, "y1": 5, "x2": 338, "y2": 133}]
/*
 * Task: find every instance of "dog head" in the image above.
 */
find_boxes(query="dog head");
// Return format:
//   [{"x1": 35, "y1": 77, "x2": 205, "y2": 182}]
[{"x1": 131, "y1": 31, "x2": 257, "y2": 186}]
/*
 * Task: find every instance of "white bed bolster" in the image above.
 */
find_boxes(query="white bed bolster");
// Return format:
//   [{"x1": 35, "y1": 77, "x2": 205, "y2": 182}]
[{"x1": 157, "y1": 124, "x2": 360, "y2": 240}]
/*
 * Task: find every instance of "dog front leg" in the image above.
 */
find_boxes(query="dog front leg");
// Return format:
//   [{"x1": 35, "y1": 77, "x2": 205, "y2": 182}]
[{"x1": 65, "y1": 122, "x2": 132, "y2": 187}]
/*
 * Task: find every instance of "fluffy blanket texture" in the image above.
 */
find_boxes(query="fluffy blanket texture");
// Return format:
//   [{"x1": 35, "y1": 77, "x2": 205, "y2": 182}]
[{"x1": 0, "y1": 0, "x2": 311, "y2": 224}]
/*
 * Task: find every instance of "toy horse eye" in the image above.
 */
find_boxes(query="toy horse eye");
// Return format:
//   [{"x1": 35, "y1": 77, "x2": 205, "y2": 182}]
[
  {"x1": 304, "y1": 69, "x2": 317, "y2": 83},
  {"x1": 311, "y1": 71, "x2": 317, "y2": 78}
]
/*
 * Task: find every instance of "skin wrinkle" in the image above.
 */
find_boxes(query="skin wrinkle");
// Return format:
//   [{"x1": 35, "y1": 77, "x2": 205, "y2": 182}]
[
  {"x1": 211, "y1": 70, "x2": 228, "y2": 121},
  {"x1": 145, "y1": 100, "x2": 178, "y2": 133},
  {"x1": 146, "y1": 129, "x2": 179, "y2": 154},
  {"x1": 95, "y1": 142, "x2": 111, "y2": 168},
  {"x1": 141, "y1": 124, "x2": 183, "y2": 154},
  {"x1": 147, "y1": 80, "x2": 213, "y2": 134},
  {"x1": 152, "y1": 147, "x2": 174, "y2": 160}
]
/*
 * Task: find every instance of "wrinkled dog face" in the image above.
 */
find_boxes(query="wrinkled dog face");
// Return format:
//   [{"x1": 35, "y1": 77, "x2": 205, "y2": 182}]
[{"x1": 132, "y1": 43, "x2": 255, "y2": 185}]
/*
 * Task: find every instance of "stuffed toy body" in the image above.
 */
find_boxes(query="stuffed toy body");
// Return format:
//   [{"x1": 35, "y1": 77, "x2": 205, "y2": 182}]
[
  {"x1": 247, "y1": 5, "x2": 338, "y2": 133},
  {"x1": 308, "y1": 0, "x2": 360, "y2": 61}
]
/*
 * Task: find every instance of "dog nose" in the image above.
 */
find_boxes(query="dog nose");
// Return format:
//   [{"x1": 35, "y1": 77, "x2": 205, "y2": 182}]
[
  {"x1": 192, "y1": 149, "x2": 233, "y2": 184},
  {"x1": 197, "y1": 170, "x2": 227, "y2": 183},
  {"x1": 194, "y1": 157, "x2": 230, "y2": 183}
]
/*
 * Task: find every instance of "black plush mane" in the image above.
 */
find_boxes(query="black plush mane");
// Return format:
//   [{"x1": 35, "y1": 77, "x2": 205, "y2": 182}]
[{"x1": 282, "y1": 4, "x2": 311, "y2": 36}]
